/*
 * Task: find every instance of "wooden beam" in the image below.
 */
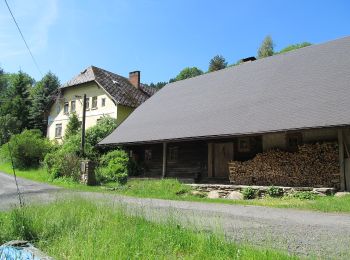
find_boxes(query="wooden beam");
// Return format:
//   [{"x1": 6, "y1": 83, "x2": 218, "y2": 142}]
[
  {"x1": 162, "y1": 142, "x2": 167, "y2": 178},
  {"x1": 208, "y1": 143, "x2": 213, "y2": 178},
  {"x1": 338, "y1": 129, "x2": 345, "y2": 191}
]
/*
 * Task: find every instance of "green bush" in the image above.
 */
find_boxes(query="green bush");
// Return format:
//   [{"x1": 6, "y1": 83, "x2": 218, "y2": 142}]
[
  {"x1": 85, "y1": 116, "x2": 117, "y2": 147},
  {"x1": 44, "y1": 116, "x2": 117, "y2": 182},
  {"x1": 1, "y1": 129, "x2": 51, "y2": 168},
  {"x1": 97, "y1": 149, "x2": 129, "y2": 184},
  {"x1": 267, "y1": 186, "x2": 284, "y2": 198},
  {"x1": 292, "y1": 191, "x2": 317, "y2": 200},
  {"x1": 65, "y1": 112, "x2": 80, "y2": 139},
  {"x1": 242, "y1": 187, "x2": 257, "y2": 200},
  {"x1": 44, "y1": 134, "x2": 93, "y2": 180}
]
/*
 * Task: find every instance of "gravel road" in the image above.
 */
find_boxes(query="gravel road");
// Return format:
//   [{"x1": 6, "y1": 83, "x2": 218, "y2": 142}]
[{"x1": 1, "y1": 172, "x2": 350, "y2": 259}]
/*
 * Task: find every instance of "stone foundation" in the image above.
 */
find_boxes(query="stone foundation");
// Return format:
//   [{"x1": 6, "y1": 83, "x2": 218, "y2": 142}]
[{"x1": 188, "y1": 184, "x2": 336, "y2": 198}]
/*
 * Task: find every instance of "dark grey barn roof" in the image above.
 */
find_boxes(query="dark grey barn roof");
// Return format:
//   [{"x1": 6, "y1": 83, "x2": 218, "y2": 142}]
[
  {"x1": 61, "y1": 66, "x2": 156, "y2": 108},
  {"x1": 100, "y1": 36, "x2": 350, "y2": 145}
]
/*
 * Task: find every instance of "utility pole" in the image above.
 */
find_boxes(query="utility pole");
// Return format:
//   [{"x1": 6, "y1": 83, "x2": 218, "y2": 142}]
[{"x1": 81, "y1": 94, "x2": 87, "y2": 157}]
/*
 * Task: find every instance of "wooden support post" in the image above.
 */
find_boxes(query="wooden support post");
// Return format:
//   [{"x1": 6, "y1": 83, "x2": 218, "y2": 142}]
[
  {"x1": 162, "y1": 142, "x2": 167, "y2": 178},
  {"x1": 338, "y1": 129, "x2": 345, "y2": 191},
  {"x1": 208, "y1": 143, "x2": 213, "y2": 178}
]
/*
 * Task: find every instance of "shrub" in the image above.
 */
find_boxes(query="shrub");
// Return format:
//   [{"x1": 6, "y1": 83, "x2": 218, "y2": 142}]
[
  {"x1": 1, "y1": 129, "x2": 51, "y2": 168},
  {"x1": 242, "y1": 187, "x2": 257, "y2": 200},
  {"x1": 65, "y1": 112, "x2": 80, "y2": 139},
  {"x1": 292, "y1": 191, "x2": 317, "y2": 200},
  {"x1": 267, "y1": 186, "x2": 284, "y2": 197},
  {"x1": 85, "y1": 116, "x2": 117, "y2": 147},
  {"x1": 44, "y1": 134, "x2": 94, "y2": 180},
  {"x1": 97, "y1": 149, "x2": 129, "y2": 185},
  {"x1": 44, "y1": 149, "x2": 81, "y2": 181}
]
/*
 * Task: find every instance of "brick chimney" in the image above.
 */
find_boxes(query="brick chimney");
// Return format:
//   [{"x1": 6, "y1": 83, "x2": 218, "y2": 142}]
[{"x1": 129, "y1": 71, "x2": 140, "y2": 89}]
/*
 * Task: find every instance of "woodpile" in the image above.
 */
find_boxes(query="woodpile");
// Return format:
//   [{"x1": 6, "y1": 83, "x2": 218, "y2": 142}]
[{"x1": 228, "y1": 142, "x2": 340, "y2": 188}]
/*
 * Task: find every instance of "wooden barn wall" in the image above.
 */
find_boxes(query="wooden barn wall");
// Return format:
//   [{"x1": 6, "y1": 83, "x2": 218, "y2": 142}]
[
  {"x1": 127, "y1": 141, "x2": 208, "y2": 178},
  {"x1": 166, "y1": 141, "x2": 208, "y2": 178}
]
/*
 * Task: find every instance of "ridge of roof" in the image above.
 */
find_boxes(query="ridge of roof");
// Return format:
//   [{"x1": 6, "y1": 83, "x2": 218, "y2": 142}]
[
  {"x1": 99, "y1": 35, "x2": 350, "y2": 145},
  {"x1": 60, "y1": 65, "x2": 157, "y2": 108}
]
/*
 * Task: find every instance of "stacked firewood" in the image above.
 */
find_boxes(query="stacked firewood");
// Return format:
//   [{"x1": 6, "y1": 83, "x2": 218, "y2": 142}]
[{"x1": 228, "y1": 142, "x2": 340, "y2": 188}]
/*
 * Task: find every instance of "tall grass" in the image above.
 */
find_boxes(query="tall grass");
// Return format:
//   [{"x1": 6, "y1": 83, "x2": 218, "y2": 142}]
[{"x1": 0, "y1": 198, "x2": 296, "y2": 259}]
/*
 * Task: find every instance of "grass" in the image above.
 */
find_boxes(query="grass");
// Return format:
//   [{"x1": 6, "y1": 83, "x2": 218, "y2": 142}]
[
  {"x1": 0, "y1": 162, "x2": 100, "y2": 191},
  {"x1": 0, "y1": 198, "x2": 297, "y2": 259},
  {"x1": 1, "y1": 162, "x2": 350, "y2": 213},
  {"x1": 108, "y1": 179, "x2": 350, "y2": 213}
]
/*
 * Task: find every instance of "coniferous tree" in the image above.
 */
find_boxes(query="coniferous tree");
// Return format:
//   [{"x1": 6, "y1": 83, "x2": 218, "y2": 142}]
[
  {"x1": 65, "y1": 112, "x2": 81, "y2": 139},
  {"x1": 208, "y1": 55, "x2": 227, "y2": 72},
  {"x1": 29, "y1": 72, "x2": 60, "y2": 134},
  {"x1": 0, "y1": 71, "x2": 33, "y2": 133},
  {"x1": 258, "y1": 35, "x2": 274, "y2": 58}
]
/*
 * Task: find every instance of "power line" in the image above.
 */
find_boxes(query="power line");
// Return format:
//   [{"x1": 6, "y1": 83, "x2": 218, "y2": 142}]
[{"x1": 4, "y1": 0, "x2": 43, "y2": 76}]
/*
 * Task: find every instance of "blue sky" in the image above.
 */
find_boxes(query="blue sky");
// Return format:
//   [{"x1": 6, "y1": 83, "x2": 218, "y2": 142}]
[{"x1": 1, "y1": 0, "x2": 350, "y2": 84}]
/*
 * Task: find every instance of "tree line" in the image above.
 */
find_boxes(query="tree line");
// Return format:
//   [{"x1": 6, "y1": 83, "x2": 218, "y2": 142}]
[
  {"x1": 0, "y1": 36, "x2": 311, "y2": 142},
  {"x1": 0, "y1": 68, "x2": 60, "y2": 145},
  {"x1": 149, "y1": 36, "x2": 312, "y2": 88}
]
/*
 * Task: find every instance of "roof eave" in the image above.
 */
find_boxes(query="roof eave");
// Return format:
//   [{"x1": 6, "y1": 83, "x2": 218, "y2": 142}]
[{"x1": 98, "y1": 123, "x2": 350, "y2": 146}]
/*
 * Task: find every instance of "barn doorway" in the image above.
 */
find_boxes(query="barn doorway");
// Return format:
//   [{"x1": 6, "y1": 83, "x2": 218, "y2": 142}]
[{"x1": 213, "y1": 142, "x2": 234, "y2": 178}]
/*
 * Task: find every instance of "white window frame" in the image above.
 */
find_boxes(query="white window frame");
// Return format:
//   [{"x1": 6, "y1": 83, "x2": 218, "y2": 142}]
[
  {"x1": 71, "y1": 100, "x2": 76, "y2": 113},
  {"x1": 55, "y1": 123, "x2": 62, "y2": 138},
  {"x1": 92, "y1": 96, "x2": 98, "y2": 109},
  {"x1": 101, "y1": 98, "x2": 106, "y2": 107},
  {"x1": 64, "y1": 102, "x2": 69, "y2": 115}
]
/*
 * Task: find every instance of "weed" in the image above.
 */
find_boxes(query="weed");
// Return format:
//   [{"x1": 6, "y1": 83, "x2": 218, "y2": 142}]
[
  {"x1": 242, "y1": 187, "x2": 257, "y2": 199},
  {"x1": 267, "y1": 186, "x2": 284, "y2": 197},
  {"x1": 292, "y1": 191, "x2": 317, "y2": 200}
]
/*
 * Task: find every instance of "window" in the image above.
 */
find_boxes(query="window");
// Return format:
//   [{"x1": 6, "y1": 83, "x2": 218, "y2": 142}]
[
  {"x1": 145, "y1": 149, "x2": 152, "y2": 161},
  {"x1": 56, "y1": 104, "x2": 61, "y2": 114},
  {"x1": 64, "y1": 102, "x2": 69, "y2": 114},
  {"x1": 55, "y1": 123, "x2": 62, "y2": 138},
  {"x1": 168, "y1": 147, "x2": 179, "y2": 162},
  {"x1": 71, "y1": 101, "x2": 76, "y2": 112},
  {"x1": 238, "y1": 137, "x2": 250, "y2": 152},
  {"x1": 92, "y1": 96, "x2": 97, "y2": 109},
  {"x1": 101, "y1": 98, "x2": 106, "y2": 107},
  {"x1": 85, "y1": 97, "x2": 90, "y2": 110},
  {"x1": 287, "y1": 133, "x2": 302, "y2": 151}
]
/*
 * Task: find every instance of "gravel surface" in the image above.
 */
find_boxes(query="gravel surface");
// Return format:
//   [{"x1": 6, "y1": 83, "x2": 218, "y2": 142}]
[{"x1": 1, "y1": 172, "x2": 350, "y2": 259}]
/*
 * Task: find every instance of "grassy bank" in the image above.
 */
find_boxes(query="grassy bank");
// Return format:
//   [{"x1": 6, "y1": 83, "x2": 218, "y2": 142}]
[
  {"x1": 1, "y1": 162, "x2": 350, "y2": 213},
  {"x1": 0, "y1": 199, "x2": 296, "y2": 259},
  {"x1": 109, "y1": 178, "x2": 350, "y2": 213},
  {"x1": 0, "y1": 162, "x2": 100, "y2": 191}
]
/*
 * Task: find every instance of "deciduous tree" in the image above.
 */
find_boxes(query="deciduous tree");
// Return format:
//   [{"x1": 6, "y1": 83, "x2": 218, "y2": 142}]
[
  {"x1": 258, "y1": 35, "x2": 274, "y2": 58},
  {"x1": 278, "y1": 42, "x2": 312, "y2": 54},
  {"x1": 172, "y1": 67, "x2": 203, "y2": 82},
  {"x1": 208, "y1": 55, "x2": 227, "y2": 72}
]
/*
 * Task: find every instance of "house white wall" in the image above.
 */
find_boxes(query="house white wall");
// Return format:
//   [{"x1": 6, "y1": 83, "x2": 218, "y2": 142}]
[{"x1": 47, "y1": 82, "x2": 134, "y2": 141}]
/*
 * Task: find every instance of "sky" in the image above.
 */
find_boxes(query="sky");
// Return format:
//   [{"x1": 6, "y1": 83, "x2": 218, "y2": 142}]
[{"x1": 1, "y1": 0, "x2": 350, "y2": 85}]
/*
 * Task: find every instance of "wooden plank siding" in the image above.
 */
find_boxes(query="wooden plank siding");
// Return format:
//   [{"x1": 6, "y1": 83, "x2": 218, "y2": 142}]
[
  {"x1": 166, "y1": 141, "x2": 208, "y2": 178},
  {"x1": 128, "y1": 141, "x2": 208, "y2": 179}
]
